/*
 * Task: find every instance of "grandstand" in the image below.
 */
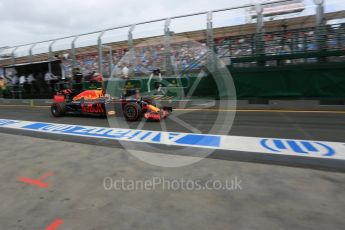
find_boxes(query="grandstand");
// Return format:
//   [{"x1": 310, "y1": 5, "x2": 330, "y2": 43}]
[{"x1": 1, "y1": 10, "x2": 345, "y2": 72}]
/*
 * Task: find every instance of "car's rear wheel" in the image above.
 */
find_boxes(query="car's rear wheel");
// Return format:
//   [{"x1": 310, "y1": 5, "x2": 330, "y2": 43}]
[
  {"x1": 51, "y1": 103, "x2": 66, "y2": 117},
  {"x1": 123, "y1": 102, "x2": 142, "y2": 121}
]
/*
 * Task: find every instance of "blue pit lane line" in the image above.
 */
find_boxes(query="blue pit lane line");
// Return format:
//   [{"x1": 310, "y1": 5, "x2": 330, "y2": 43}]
[{"x1": 0, "y1": 118, "x2": 345, "y2": 161}]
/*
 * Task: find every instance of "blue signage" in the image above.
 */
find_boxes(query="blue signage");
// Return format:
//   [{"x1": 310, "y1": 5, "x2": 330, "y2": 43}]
[
  {"x1": 260, "y1": 139, "x2": 335, "y2": 156},
  {"x1": 21, "y1": 122, "x2": 221, "y2": 148}
]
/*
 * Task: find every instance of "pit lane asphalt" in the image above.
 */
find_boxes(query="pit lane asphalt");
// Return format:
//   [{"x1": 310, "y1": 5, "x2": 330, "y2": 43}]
[
  {"x1": 0, "y1": 105, "x2": 344, "y2": 141},
  {"x1": 1, "y1": 132, "x2": 344, "y2": 230},
  {"x1": 0, "y1": 105, "x2": 344, "y2": 171}
]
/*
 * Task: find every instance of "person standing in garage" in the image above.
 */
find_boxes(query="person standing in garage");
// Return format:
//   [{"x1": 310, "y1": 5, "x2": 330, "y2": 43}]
[{"x1": 73, "y1": 68, "x2": 84, "y2": 92}]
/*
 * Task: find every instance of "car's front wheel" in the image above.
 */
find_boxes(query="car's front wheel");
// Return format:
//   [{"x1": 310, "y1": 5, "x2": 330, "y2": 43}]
[{"x1": 123, "y1": 102, "x2": 142, "y2": 121}]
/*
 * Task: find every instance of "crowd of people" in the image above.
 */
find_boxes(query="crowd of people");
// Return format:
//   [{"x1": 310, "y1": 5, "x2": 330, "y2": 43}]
[
  {"x1": 58, "y1": 23, "x2": 345, "y2": 78},
  {"x1": 0, "y1": 70, "x2": 63, "y2": 98},
  {"x1": 0, "y1": 67, "x2": 104, "y2": 99},
  {"x1": 60, "y1": 40, "x2": 209, "y2": 78},
  {"x1": 215, "y1": 23, "x2": 345, "y2": 58}
]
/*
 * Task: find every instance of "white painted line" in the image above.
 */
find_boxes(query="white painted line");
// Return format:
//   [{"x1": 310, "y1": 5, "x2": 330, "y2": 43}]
[{"x1": 0, "y1": 119, "x2": 345, "y2": 161}]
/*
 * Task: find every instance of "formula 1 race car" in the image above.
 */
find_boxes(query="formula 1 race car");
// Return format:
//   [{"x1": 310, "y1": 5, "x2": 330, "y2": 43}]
[{"x1": 50, "y1": 88, "x2": 172, "y2": 121}]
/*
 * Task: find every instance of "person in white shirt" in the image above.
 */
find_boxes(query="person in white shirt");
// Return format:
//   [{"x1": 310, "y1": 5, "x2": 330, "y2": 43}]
[
  {"x1": 27, "y1": 74, "x2": 35, "y2": 84},
  {"x1": 11, "y1": 75, "x2": 18, "y2": 85},
  {"x1": 122, "y1": 65, "x2": 129, "y2": 79},
  {"x1": 27, "y1": 74, "x2": 35, "y2": 95},
  {"x1": 18, "y1": 74, "x2": 26, "y2": 95},
  {"x1": 44, "y1": 72, "x2": 55, "y2": 82},
  {"x1": 19, "y1": 75, "x2": 26, "y2": 85},
  {"x1": 148, "y1": 69, "x2": 164, "y2": 94},
  {"x1": 45, "y1": 72, "x2": 57, "y2": 96}
]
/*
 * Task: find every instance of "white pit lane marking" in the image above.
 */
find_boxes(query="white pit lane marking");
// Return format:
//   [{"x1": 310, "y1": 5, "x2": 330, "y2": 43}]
[{"x1": 0, "y1": 118, "x2": 345, "y2": 161}]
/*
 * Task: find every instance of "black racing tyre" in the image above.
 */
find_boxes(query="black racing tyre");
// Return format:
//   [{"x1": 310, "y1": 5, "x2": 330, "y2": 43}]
[
  {"x1": 123, "y1": 102, "x2": 142, "y2": 121},
  {"x1": 51, "y1": 103, "x2": 66, "y2": 117}
]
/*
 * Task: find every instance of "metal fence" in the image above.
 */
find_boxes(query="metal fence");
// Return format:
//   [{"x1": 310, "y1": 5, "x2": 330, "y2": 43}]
[
  {"x1": 0, "y1": 0, "x2": 330, "y2": 75},
  {"x1": 216, "y1": 22, "x2": 345, "y2": 67}
]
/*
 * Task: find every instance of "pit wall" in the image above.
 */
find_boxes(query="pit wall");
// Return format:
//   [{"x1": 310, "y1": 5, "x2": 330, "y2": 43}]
[
  {"x1": 230, "y1": 63, "x2": 345, "y2": 100},
  {"x1": 1, "y1": 62, "x2": 345, "y2": 103},
  {"x1": 105, "y1": 62, "x2": 345, "y2": 101}
]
